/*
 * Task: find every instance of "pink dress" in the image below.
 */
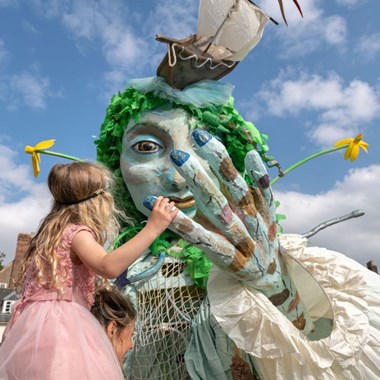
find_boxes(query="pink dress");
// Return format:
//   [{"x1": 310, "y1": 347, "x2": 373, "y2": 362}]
[{"x1": 0, "y1": 225, "x2": 124, "y2": 380}]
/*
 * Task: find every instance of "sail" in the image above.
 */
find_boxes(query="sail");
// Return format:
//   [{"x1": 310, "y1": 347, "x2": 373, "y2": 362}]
[{"x1": 197, "y1": 0, "x2": 269, "y2": 61}]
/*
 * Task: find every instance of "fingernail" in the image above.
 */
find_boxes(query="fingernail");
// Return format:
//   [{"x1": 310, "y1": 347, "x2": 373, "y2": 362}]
[
  {"x1": 258, "y1": 174, "x2": 270, "y2": 189},
  {"x1": 143, "y1": 196, "x2": 157, "y2": 210},
  {"x1": 170, "y1": 150, "x2": 190, "y2": 167},
  {"x1": 192, "y1": 129, "x2": 212, "y2": 147}
]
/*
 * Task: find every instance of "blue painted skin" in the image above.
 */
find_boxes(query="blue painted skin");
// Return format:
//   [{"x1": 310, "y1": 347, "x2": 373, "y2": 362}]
[
  {"x1": 169, "y1": 150, "x2": 190, "y2": 167},
  {"x1": 141, "y1": 130, "x2": 313, "y2": 335},
  {"x1": 142, "y1": 195, "x2": 157, "y2": 211},
  {"x1": 192, "y1": 129, "x2": 212, "y2": 147},
  {"x1": 160, "y1": 130, "x2": 315, "y2": 335},
  {"x1": 116, "y1": 253, "x2": 166, "y2": 287}
]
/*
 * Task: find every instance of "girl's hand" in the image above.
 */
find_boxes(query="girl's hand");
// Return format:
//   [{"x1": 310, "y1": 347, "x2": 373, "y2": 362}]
[{"x1": 145, "y1": 196, "x2": 178, "y2": 235}]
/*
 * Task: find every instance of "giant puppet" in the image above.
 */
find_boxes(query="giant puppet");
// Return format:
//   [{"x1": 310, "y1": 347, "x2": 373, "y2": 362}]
[{"x1": 95, "y1": 1, "x2": 380, "y2": 379}]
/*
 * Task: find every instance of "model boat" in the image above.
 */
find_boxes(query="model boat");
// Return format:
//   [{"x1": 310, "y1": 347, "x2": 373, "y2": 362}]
[{"x1": 156, "y1": 0, "x2": 270, "y2": 89}]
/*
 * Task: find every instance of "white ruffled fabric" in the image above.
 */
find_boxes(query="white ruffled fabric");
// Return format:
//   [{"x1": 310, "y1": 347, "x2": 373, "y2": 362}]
[{"x1": 208, "y1": 234, "x2": 380, "y2": 379}]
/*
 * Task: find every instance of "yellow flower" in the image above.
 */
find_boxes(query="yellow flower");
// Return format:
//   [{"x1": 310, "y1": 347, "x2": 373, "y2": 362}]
[
  {"x1": 334, "y1": 134, "x2": 368, "y2": 161},
  {"x1": 25, "y1": 139, "x2": 55, "y2": 177}
]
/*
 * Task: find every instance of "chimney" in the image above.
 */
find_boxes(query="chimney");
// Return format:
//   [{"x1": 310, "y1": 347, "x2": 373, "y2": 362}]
[
  {"x1": 9, "y1": 233, "x2": 33, "y2": 288},
  {"x1": 367, "y1": 260, "x2": 378, "y2": 274}
]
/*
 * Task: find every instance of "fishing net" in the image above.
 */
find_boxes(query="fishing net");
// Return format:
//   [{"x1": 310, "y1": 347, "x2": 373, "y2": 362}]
[{"x1": 124, "y1": 256, "x2": 206, "y2": 380}]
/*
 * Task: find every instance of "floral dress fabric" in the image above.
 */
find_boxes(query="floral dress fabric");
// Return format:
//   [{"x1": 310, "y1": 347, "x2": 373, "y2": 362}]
[{"x1": 0, "y1": 225, "x2": 124, "y2": 380}]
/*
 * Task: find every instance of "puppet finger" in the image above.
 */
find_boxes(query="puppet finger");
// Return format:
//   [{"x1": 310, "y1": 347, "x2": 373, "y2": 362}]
[
  {"x1": 244, "y1": 150, "x2": 276, "y2": 223},
  {"x1": 192, "y1": 129, "x2": 253, "y2": 210},
  {"x1": 166, "y1": 205, "x2": 270, "y2": 281},
  {"x1": 192, "y1": 129, "x2": 276, "y2": 249},
  {"x1": 169, "y1": 149, "x2": 256, "y2": 258}
]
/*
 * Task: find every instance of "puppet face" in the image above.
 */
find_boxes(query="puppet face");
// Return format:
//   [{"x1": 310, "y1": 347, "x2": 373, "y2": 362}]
[{"x1": 120, "y1": 108, "x2": 218, "y2": 219}]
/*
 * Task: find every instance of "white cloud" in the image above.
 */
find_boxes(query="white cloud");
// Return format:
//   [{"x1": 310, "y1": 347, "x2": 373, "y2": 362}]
[
  {"x1": 355, "y1": 33, "x2": 380, "y2": 60},
  {"x1": 101, "y1": 26, "x2": 146, "y2": 69},
  {"x1": 251, "y1": 70, "x2": 380, "y2": 146},
  {"x1": 145, "y1": 0, "x2": 197, "y2": 39},
  {"x1": 101, "y1": 69, "x2": 128, "y2": 99},
  {"x1": 29, "y1": 0, "x2": 63, "y2": 19},
  {"x1": 28, "y1": 0, "x2": 198, "y2": 90},
  {"x1": 30, "y1": 0, "x2": 150, "y2": 89},
  {"x1": 335, "y1": 0, "x2": 365, "y2": 7},
  {"x1": 9, "y1": 72, "x2": 51, "y2": 109},
  {"x1": 256, "y1": 0, "x2": 347, "y2": 58},
  {"x1": 309, "y1": 124, "x2": 349, "y2": 146},
  {"x1": 58, "y1": 1, "x2": 148, "y2": 66},
  {"x1": 0, "y1": 146, "x2": 34, "y2": 194},
  {"x1": 0, "y1": 0, "x2": 17, "y2": 7},
  {"x1": 323, "y1": 15, "x2": 347, "y2": 45},
  {"x1": 61, "y1": 1, "x2": 98, "y2": 40},
  {"x1": 0, "y1": 66, "x2": 61, "y2": 110},
  {"x1": 275, "y1": 164, "x2": 380, "y2": 266},
  {"x1": 0, "y1": 143, "x2": 50, "y2": 265}
]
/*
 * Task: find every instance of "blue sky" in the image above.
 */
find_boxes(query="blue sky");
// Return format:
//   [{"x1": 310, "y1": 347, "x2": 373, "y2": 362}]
[{"x1": 0, "y1": 0, "x2": 379, "y2": 267}]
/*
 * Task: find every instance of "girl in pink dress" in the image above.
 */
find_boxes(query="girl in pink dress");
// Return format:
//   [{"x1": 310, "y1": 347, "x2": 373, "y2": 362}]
[{"x1": 0, "y1": 161, "x2": 178, "y2": 380}]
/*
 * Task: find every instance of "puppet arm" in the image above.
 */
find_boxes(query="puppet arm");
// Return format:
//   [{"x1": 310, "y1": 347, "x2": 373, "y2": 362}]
[{"x1": 145, "y1": 129, "x2": 313, "y2": 334}]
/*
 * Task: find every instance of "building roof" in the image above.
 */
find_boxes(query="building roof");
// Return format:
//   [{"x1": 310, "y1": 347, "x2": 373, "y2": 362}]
[{"x1": 0, "y1": 288, "x2": 17, "y2": 301}]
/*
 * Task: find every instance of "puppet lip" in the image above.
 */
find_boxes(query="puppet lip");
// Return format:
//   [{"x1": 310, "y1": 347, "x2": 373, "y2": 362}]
[{"x1": 169, "y1": 196, "x2": 195, "y2": 209}]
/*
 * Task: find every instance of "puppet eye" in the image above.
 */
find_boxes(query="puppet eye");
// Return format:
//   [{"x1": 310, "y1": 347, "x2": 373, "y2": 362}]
[{"x1": 132, "y1": 141, "x2": 163, "y2": 154}]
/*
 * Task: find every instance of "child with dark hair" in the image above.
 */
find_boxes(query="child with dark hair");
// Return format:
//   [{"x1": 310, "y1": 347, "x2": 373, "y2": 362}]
[{"x1": 91, "y1": 285, "x2": 137, "y2": 364}]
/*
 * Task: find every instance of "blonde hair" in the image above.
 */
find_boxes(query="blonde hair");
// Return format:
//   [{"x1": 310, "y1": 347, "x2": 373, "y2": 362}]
[
  {"x1": 91, "y1": 285, "x2": 136, "y2": 334},
  {"x1": 17, "y1": 161, "x2": 129, "y2": 292}
]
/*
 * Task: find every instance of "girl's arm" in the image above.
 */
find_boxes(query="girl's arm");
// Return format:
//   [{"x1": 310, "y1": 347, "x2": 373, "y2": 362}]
[{"x1": 70, "y1": 196, "x2": 178, "y2": 278}]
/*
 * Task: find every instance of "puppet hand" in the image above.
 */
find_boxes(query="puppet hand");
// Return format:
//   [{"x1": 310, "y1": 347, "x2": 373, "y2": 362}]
[
  {"x1": 144, "y1": 130, "x2": 313, "y2": 333},
  {"x1": 168, "y1": 129, "x2": 280, "y2": 289},
  {"x1": 163, "y1": 129, "x2": 313, "y2": 333}
]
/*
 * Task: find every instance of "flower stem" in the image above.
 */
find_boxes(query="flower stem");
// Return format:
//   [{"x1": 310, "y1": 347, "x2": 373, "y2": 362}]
[
  {"x1": 270, "y1": 144, "x2": 349, "y2": 186},
  {"x1": 38, "y1": 150, "x2": 84, "y2": 162}
]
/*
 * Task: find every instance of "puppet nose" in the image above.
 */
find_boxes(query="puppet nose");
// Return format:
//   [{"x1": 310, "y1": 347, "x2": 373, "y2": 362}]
[{"x1": 166, "y1": 167, "x2": 187, "y2": 189}]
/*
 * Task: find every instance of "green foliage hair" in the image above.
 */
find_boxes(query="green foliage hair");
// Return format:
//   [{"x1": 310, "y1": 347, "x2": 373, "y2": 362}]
[
  {"x1": 95, "y1": 85, "x2": 273, "y2": 288},
  {"x1": 96, "y1": 85, "x2": 271, "y2": 221}
]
